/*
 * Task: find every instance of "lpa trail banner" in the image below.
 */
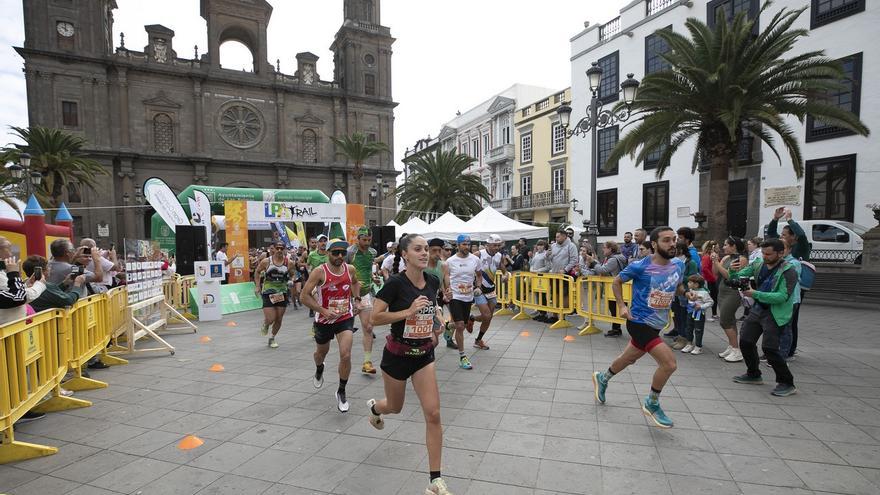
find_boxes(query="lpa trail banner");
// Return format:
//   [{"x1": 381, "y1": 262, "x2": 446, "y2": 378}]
[
  {"x1": 224, "y1": 200, "x2": 250, "y2": 284},
  {"x1": 246, "y1": 201, "x2": 346, "y2": 224}
]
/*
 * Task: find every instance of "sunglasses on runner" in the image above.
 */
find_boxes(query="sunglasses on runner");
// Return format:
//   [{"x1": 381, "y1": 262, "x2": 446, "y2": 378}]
[{"x1": 329, "y1": 250, "x2": 347, "y2": 257}]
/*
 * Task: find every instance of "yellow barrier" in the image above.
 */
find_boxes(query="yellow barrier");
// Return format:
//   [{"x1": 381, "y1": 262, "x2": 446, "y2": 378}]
[
  {"x1": 575, "y1": 276, "x2": 633, "y2": 336},
  {"x1": 510, "y1": 272, "x2": 575, "y2": 330},
  {"x1": 1, "y1": 310, "x2": 91, "y2": 464},
  {"x1": 178, "y1": 275, "x2": 195, "y2": 311},
  {"x1": 493, "y1": 271, "x2": 516, "y2": 317}
]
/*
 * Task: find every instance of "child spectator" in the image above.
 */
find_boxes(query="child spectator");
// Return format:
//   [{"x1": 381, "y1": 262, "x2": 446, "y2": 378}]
[{"x1": 682, "y1": 274, "x2": 713, "y2": 355}]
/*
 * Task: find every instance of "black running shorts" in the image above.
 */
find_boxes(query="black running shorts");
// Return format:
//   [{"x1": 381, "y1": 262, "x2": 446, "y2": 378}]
[
  {"x1": 380, "y1": 347, "x2": 435, "y2": 381},
  {"x1": 313, "y1": 318, "x2": 356, "y2": 345},
  {"x1": 626, "y1": 320, "x2": 664, "y2": 352},
  {"x1": 448, "y1": 299, "x2": 472, "y2": 322}
]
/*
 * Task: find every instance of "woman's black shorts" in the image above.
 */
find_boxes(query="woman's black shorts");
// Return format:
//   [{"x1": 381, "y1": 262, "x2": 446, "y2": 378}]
[
  {"x1": 380, "y1": 347, "x2": 435, "y2": 381},
  {"x1": 262, "y1": 293, "x2": 289, "y2": 308}
]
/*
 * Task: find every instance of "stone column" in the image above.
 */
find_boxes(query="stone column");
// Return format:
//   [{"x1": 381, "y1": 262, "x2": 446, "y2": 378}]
[
  {"x1": 193, "y1": 79, "x2": 204, "y2": 153},
  {"x1": 275, "y1": 91, "x2": 286, "y2": 159},
  {"x1": 117, "y1": 69, "x2": 131, "y2": 148},
  {"x1": 118, "y1": 158, "x2": 135, "y2": 241}
]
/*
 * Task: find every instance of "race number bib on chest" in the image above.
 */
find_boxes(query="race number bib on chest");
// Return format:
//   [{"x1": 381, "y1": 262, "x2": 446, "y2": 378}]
[
  {"x1": 648, "y1": 289, "x2": 675, "y2": 309},
  {"x1": 403, "y1": 306, "x2": 435, "y2": 339},
  {"x1": 327, "y1": 298, "x2": 350, "y2": 319}
]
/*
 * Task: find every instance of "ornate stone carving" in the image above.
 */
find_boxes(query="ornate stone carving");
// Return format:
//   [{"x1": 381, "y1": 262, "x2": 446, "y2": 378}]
[
  {"x1": 154, "y1": 38, "x2": 168, "y2": 63},
  {"x1": 216, "y1": 100, "x2": 265, "y2": 149}
]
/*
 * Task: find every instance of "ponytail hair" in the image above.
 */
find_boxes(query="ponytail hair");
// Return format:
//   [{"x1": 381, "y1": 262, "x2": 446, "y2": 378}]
[{"x1": 393, "y1": 233, "x2": 421, "y2": 274}]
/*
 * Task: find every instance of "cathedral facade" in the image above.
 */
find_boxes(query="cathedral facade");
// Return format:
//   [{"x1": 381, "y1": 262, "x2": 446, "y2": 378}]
[{"x1": 16, "y1": 0, "x2": 396, "y2": 243}]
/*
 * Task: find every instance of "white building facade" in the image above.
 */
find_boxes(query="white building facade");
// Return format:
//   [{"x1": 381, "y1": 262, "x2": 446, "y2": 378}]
[
  {"x1": 437, "y1": 84, "x2": 557, "y2": 214},
  {"x1": 569, "y1": 0, "x2": 878, "y2": 241}
]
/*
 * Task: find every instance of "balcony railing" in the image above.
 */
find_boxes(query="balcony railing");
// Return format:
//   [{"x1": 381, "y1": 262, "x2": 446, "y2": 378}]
[
  {"x1": 646, "y1": 0, "x2": 677, "y2": 16},
  {"x1": 486, "y1": 144, "x2": 515, "y2": 165},
  {"x1": 811, "y1": 249, "x2": 863, "y2": 265},
  {"x1": 599, "y1": 17, "x2": 621, "y2": 42},
  {"x1": 490, "y1": 198, "x2": 511, "y2": 211},
  {"x1": 510, "y1": 189, "x2": 570, "y2": 211}
]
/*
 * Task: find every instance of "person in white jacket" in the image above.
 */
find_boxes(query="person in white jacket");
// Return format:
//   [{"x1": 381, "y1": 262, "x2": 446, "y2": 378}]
[
  {"x1": 682, "y1": 274, "x2": 714, "y2": 355},
  {"x1": 0, "y1": 236, "x2": 46, "y2": 326}
]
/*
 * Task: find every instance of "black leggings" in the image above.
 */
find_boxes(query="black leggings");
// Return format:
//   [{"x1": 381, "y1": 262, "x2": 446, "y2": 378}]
[{"x1": 708, "y1": 281, "x2": 719, "y2": 316}]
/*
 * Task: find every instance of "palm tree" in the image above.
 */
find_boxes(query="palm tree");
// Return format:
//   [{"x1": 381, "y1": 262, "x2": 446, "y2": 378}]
[
  {"x1": 0, "y1": 126, "x2": 108, "y2": 209},
  {"x1": 330, "y1": 133, "x2": 390, "y2": 204},
  {"x1": 394, "y1": 148, "x2": 490, "y2": 223},
  {"x1": 607, "y1": 2, "x2": 869, "y2": 240}
]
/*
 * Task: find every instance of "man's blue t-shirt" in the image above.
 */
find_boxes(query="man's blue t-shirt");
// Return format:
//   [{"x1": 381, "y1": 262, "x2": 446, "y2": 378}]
[
  {"x1": 688, "y1": 245, "x2": 700, "y2": 266},
  {"x1": 618, "y1": 256, "x2": 685, "y2": 329}
]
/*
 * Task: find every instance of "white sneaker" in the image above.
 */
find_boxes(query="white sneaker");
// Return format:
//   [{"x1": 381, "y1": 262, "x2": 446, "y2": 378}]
[
  {"x1": 681, "y1": 344, "x2": 694, "y2": 353},
  {"x1": 724, "y1": 348, "x2": 744, "y2": 362},
  {"x1": 425, "y1": 477, "x2": 452, "y2": 495},
  {"x1": 336, "y1": 391, "x2": 349, "y2": 413},
  {"x1": 718, "y1": 345, "x2": 733, "y2": 358},
  {"x1": 690, "y1": 346, "x2": 703, "y2": 355},
  {"x1": 366, "y1": 398, "x2": 384, "y2": 430}
]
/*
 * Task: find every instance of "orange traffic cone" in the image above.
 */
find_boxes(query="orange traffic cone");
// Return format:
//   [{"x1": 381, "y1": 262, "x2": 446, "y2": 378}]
[
  {"x1": 209, "y1": 363, "x2": 225, "y2": 372},
  {"x1": 226, "y1": 321, "x2": 237, "y2": 327},
  {"x1": 177, "y1": 434, "x2": 204, "y2": 450},
  {"x1": 199, "y1": 336, "x2": 212, "y2": 343}
]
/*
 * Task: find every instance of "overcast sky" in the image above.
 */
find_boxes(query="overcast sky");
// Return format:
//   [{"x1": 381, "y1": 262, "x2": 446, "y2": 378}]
[{"x1": 0, "y1": 0, "x2": 628, "y2": 176}]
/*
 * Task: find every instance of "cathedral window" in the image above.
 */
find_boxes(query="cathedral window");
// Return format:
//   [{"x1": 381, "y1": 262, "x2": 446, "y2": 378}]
[
  {"x1": 153, "y1": 113, "x2": 174, "y2": 153},
  {"x1": 363, "y1": 0, "x2": 374, "y2": 23},
  {"x1": 303, "y1": 129, "x2": 318, "y2": 163},
  {"x1": 364, "y1": 73, "x2": 376, "y2": 96}
]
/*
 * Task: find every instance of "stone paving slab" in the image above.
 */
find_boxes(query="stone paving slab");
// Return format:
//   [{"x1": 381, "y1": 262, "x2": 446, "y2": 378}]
[{"x1": 3, "y1": 303, "x2": 880, "y2": 494}]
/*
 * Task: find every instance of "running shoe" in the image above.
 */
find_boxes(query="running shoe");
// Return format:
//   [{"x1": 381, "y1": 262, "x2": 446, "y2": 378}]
[
  {"x1": 459, "y1": 356, "x2": 473, "y2": 370},
  {"x1": 771, "y1": 383, "x2": 797, "y2": 397},
  {"x1": 465, "y1": 316, "x2": 475, "y2": 334},
  {"x1": 681, "y1": 343, "x2": 695, "y2": 353},
  {"x1": 362, "y1": 361, "x2": 377, "y2": 374},
  {"x1": 425, "y1": 477, "x2": 453, "y2": 495},
  {"x1": 690, "y1": 346, "x2": 703, "y2": 355},
  {"x1": 367, "y1": 398, "x2": 384, "y2": 430},
  {"x1": 268, "y1": 337, "x2": 279, "y2": 348},
  {"x1": 473, "y1": 340, "x2": 489, "y2": 350},
  {"x1": 592, "y1": 371, "x2": 607, "y2": 404},
  {"x1": 336, "y1": 390, "x2": 350, "y2": 413},
  {"x1": 733, "y1": 373, "x2": 763, "y2": 385},
  {"x1": 260, "y1": 322, "x2": 269, "y2": 336},
  {"x1": 313, "y1": 365, "x2": 324, "y2": 388},
  {"x1": 446, "y1": 338, "x2": 457, "y2": 348},
  {"x1": 605, "y1": 329, "x2": 622, "y2": 337},
  {"x1": 642, "y1": 398, "x2": 673, "y2": 428},
  {"x1": 759, "y1": 354, "x2": 767, "y2": 362},
  {"x1": 718, "y1": 345, "x2": 733, "y2": 358},
  {"x1": 724, "y1": 348, "x2": 744, "y2": 362}
]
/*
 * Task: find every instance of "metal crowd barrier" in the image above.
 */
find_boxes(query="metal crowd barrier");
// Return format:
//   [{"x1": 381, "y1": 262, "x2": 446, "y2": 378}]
[
  {"x1": 493, "y1": 271, "x2": 517, "y2": 316},
  {"x1": 575, "y1": 276, "x2": 633, "y2": 335},
  {"x1": 510, "y1": 272, "x2": 575, "y2": 330}
]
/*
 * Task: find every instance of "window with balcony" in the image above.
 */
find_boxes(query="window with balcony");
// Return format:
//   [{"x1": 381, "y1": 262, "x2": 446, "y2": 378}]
[
  {"x1": 554, "y1": 92, "x2": 565, "y2": 103},
  {"x1": 61, "y1": 100, "x2": 78, "y2": 127},
  {"x1": 522, "y1": 107, "x2": 531, "y2": 117},
  {"x1": 811, "y1": 0, "x2": 865, "y2": 28},
  {"x1": 501, "y1": 172, "x2": 512, "y2": 199},
  {"x1": 521, "y1": 175, "x2": 532, "y2": 197},
  {"x1": 642, "y1": 181, "x2": 669, "y2": 231},
  {"x1": 552, "y1": 167, "x2": 565, "y2": 192},
  {"x1": 707, "y1": 0, "x2": 758, "y2": 30},
  {"x1": 806, "y1": 53, "x2": 862, "y2": 142},
  {"x1": 597, "y1": 126, "x2": 619, "y2": 177},
  {"x1": 804, "y1": 154, "x2": 856, "y2": 221},
  {"x1": 537, "y1": 99, "x2": 550, "y2": 111},
  {"x1": 645, "y1": 27, "x2": 672, "y2": 75},
  {"x1": 521, "y1": 132, "x2": 532, "y2": 164},
  {"x1": 497, "y1": 114, "x2": 511, "y2": 145},
  {"x1": 597, "y1": 51, "x2": 619, "y2": 104},
  {"x1": 597, "y1": 189, "x2": 617, "y2": 236},
  {"x1": 552, "y1": 123, "x2": 566, "y2": 155}
]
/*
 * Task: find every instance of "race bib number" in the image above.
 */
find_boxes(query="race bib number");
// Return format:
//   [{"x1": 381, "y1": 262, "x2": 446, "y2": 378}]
[
  {"x1": 324, "y1": 298, "x2": 350, "y2": 321},
  {"x1": 269, "y1": 293, "x2": 286, "y2": 304},
  {"x1": 403, "y1": 311, "x2": 434, "y2": 339},
  {"x1": 456, "y1": 283, "x2": 473, "y2": 295},
  {"x1": 648, "y1": 289, "x2": 675, "y2": 309}
]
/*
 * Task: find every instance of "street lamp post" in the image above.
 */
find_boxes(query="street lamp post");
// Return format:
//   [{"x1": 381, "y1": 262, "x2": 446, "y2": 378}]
[
  {"x1": 375, "y1": 173, "x2": 384, "y2": 225},
  {"x1": 557, "y1": 62, "x2": 639, "y2": 250},
  {"x1": 7, "y1": 153, "x2": 42, "y2": 201}
]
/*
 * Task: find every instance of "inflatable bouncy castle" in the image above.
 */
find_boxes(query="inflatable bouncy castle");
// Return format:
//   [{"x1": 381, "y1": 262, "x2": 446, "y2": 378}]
[{"x1": 0, "y1": 194, "x2": 74, "y2": 258}]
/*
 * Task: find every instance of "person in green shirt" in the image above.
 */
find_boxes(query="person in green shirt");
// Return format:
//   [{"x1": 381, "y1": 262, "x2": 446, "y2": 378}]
[
  {"x1": 346, "y1": 227, "x2": 379, "y2": 374},
  {"x1": 307, "y1": 235, "x2": 329, "y2": 271},
  {"x1": 729, "y1": 239, "x2": 799, "y2": 397},
  {"x1": 766, "y1": 207, "x2": 811, "y2": 261}
]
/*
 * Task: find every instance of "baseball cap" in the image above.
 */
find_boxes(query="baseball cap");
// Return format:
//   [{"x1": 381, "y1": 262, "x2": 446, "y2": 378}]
[
  {"x1": 456, "y1": 234, "x2": 471, "y2": 244},
  {"x1": 328, "y1": 238, "x2": 349, "y2": 250},
  {"x1": 317, "y1": 234, "x2": 328, "y2": 241},
  {"x1": 386, "y1": 241, "x2": 394, "y2": 249},
  {"x1": 356, "y1": 226, "x2": 371, "y2": 238},
  {"x1": 428, "y1": 238, "x2": 445, "y2": 248},
  {"x1": 487, "y1": 234, "x2": 503, "y2": 244}
]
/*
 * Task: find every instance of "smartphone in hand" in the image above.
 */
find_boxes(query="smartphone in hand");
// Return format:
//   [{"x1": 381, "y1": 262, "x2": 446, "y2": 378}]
[{"x1": 33, "y1": 266, "x2": 43, "y2": 281}]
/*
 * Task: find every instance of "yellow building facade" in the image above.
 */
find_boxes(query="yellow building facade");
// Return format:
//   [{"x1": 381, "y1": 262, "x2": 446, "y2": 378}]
[{"x1": 512, "y1": 88, "x2": 572, "y2": 225}]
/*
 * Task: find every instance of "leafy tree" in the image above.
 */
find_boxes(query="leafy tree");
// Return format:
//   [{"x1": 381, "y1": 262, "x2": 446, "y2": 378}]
[
  {"x1": 0, "y1": 126, "x2": 108, "y2": 209},
  {"x1": 607, "y1": 2, "x2": 869, "y2": 240},
  {"x1": 330, "y1": 133, "x2": 389, "y2": 204},
  {"x1": 395, "y1": 148, "x2": 490, "y2": 223}
]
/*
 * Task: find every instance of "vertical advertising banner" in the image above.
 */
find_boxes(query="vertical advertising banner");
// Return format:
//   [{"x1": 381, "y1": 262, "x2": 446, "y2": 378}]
[
  {"x1": 345, "y1": 204, "x2": 366, "y2": 243},
  {"x1": 224, "y1": 200, "x2": 250, "y2": 283}
]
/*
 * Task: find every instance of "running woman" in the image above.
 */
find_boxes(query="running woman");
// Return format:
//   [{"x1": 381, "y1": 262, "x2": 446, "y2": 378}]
[
  {"x1": 446, "y1": 235, "x2": 481, "y2": 369},
  {"x1": 300, "y1": 239, "x2": 362, "y2": 413},
  {"x1": 592, "y1": 226, "x2": 684, "y2": 428},
  {"x1": 467, "y1": 233, "x2": 506, "y2": 350},
  {"x1": 367, "y1": 234, "x2": 453, "y2": 495},
  {"x1": 346, "y1": 226, "x2": 379, "y2": 374},
  {"x1": 425, "y1": 238, "x2": 453, "y2": 350},
  {"x1": 254, "y1": 242, "x2": 297, "y2": 348}
]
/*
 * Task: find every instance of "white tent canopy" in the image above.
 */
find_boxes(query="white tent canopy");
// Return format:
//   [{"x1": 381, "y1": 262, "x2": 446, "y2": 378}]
[
  {"x1": 396, "y1": 217, "x2": 431, "y2": 236},
  {"x1": 420, "y1": 212, "x2": 469, "y2": 240},
  {"x1": 461, "y1": 206, "x2": 548, "y2": 241}
]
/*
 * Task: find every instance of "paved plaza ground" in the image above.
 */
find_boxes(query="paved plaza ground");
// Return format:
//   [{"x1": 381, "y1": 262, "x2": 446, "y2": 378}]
[{"x1": 2, "y1": 303, "x2": 880, "y2": 495}]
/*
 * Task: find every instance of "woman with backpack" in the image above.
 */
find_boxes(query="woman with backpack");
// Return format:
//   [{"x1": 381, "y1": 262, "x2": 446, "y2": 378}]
[{"x1": 583, "y1": 241, "x2": 628, "y2": 337}]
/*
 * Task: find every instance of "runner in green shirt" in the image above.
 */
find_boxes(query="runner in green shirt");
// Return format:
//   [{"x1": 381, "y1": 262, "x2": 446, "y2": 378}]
[
  {"x1": 346, "y1": 227, "x2": 379, "y2": 374},
  {"x1": 308, "y1": 235, "x2": 329, "y2": 271}
]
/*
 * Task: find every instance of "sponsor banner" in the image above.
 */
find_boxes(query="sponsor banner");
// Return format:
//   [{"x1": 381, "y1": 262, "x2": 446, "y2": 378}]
[
  {"x1": 246, "y1": 201, "x2": 346, "y2": 223},
  {"x1": 345, "y1": 204, "x2": 366, "y2": 243},
  {"x1": 194, "y1": 262, "x2": 223, "y2": 321},
  {"x1": 189, "y1": 282, "x2": 262, "y2": 315},
  {"x1": 224, "y1": 200, "x2": 250, "y2": 283},
  {"x1": 190, "y1": 189, "x2": 213, "y2": 258},
  {"x1": 143, "y1": 177, "x2": 189, "y2": 227}
]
